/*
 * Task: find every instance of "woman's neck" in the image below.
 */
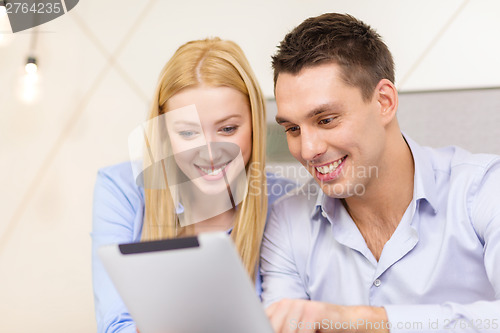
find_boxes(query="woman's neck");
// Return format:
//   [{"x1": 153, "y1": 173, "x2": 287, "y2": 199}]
[{"x1": 192, "y1": 208, "x2": 236, "y2": 234}]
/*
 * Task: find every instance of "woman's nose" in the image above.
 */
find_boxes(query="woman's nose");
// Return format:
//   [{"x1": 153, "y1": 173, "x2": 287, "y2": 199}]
[{"x1": 197, "y1": 138, "x2": 224, "y2": 165}]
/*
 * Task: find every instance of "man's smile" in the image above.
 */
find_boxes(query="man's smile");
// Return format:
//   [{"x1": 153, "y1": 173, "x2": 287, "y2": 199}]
[{"x1": 312, "y1": 155, "x2": 347, "y2": 181}]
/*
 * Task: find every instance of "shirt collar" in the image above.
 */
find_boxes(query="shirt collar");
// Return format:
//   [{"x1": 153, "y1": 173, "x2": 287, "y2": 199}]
[
  {"x1": 310, "y1": 133, "x2": 439, "y2": 218},
  {"x1": 312, "y1": 187, "x2": 324, "y2": 218},
  {"x1": 403, "y1": 133, "x2": 439, "y2": 214},
  {"x1": 311, "y1": 183, "x2": 335, "y2": 219}
]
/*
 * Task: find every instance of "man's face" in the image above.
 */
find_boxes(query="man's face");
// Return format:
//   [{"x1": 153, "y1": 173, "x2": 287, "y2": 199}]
[{"x1": 275, "y1": 63, "x2": 386, "y2": 198}]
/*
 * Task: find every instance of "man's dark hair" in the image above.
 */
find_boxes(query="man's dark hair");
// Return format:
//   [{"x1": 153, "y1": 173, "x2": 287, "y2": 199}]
[{"x1": 272, "y1": 13, "x2": 395, "y2": 101}]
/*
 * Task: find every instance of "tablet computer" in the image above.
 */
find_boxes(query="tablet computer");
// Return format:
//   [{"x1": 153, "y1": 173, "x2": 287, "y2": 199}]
[{"x1": 98, "y1": 232, "x2": 274, "y2": 333}]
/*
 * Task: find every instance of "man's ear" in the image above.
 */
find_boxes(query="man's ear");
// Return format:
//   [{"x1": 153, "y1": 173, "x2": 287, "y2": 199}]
[{"x1": 374, "y1": 79, "x2": 398, "y2": 125}]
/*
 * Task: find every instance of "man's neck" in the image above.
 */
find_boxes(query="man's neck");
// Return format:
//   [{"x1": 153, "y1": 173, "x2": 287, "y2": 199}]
[{"x1": 343, "y1": 132, "x2": 414, "y2": 260}]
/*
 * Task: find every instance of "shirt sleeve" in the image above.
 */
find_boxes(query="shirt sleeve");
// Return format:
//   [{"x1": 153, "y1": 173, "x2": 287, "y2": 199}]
[
  {"x1": 257, "y1": 174, "x2": 300, "y2": 300},
  {"x1": 260, "y1": 198, "x2": 309, "y2": 308},
  {"x1": 385, "y1": 159, "x2": 500, "y2": 333},
  {"x1": 91, "y1": 166, "x2": 144, "y2": 333}
]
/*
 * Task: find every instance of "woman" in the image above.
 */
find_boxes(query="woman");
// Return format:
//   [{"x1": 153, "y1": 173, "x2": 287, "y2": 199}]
[{"x1": 91, "y1": 38, "x2": 294, "y2": 333}]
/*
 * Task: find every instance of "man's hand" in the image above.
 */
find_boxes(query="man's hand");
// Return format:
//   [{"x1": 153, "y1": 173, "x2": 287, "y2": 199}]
[{"x1": 265, "y1": 299, "x2": 389, "y2": 333}]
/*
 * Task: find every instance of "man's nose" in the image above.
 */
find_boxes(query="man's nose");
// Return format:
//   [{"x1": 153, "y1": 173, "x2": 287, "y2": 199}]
[{"x1": 300, "y1": 128, "x2": 326, "y2": 162}]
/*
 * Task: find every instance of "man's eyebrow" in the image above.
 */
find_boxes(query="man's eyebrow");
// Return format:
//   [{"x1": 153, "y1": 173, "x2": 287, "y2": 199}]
[
  {"x1": 275, "y1": 115, "x2": 289, "y2": 124},
  {"x1": 306, "y1": 103, "x2": 343, "y2": 118},
  {"x1": 275, "y1": 102, "x2": 343, "y2": 124}
]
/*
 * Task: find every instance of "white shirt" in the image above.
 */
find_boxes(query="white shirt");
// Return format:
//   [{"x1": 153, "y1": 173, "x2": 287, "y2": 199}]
[{"x1": 261, "y1": 136, "x2": 500, "y2": 333}]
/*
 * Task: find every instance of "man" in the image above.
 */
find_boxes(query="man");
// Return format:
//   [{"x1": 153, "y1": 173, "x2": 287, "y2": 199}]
[{"x1": 261, "y1": 13, "x2": 500, "y2": 333}]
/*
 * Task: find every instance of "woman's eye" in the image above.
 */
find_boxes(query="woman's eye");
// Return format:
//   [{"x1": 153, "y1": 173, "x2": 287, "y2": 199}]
[
  {"x1": 178, "y1": 130, "x2": 199, "y2": 139},
  {"x1": 219, "y1": 126, "x2": 238, "y2": 135}
]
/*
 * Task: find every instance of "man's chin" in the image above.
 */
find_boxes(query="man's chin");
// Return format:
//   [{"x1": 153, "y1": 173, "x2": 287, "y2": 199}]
[
  {"x1": 317, "y1": 180, "x2": 366, "y2": 199},
  {"x1": 318, "y1": 182, "x2": 350, "y2": 199}
]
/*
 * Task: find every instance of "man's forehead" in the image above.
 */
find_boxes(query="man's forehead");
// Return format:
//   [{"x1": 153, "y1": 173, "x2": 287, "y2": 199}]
[{"x1": 276, "y1": 63, "x2": 343, "y2": 85}]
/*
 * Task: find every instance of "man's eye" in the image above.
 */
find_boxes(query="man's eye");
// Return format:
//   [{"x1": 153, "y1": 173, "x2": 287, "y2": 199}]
[
  {"x1": 319, "y1": 117, "x2": 336, "y2": 125},
  {"x1": 219, "y1": 126, "x2": 238, "y2": 135},
  {"x1": 285, "y1": 126, "x2": 300, "y2": 133},
  {"x1": 178, "y1": 130, "x2": 199, "y2": 139}
]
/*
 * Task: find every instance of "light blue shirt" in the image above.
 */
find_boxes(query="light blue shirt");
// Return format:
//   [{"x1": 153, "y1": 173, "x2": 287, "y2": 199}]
[
  {"x1": 260, "y1": 136, "x2": 500, "y2": 333},
  {"x1": 91, "y1": 162, "x2": 296, "y2": 333}
]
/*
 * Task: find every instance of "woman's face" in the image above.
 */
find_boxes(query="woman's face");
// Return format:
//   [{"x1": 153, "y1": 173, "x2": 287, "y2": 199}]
[{"x1": 164, "y1": 85, "x2": 252, "y2": 196}]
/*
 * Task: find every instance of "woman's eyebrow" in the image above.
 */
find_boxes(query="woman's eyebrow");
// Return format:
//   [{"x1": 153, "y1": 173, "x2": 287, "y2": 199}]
[
  {"x1": 214, "y1": 114, "x2": 242, "y2": 125},
  {"x1": 172, "y1": 120, "x2": 201, "y2": 127}
]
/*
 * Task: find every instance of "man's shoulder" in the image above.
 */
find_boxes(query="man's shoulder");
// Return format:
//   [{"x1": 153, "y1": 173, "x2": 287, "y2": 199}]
[
  {"x1": 266, "y1": 178, "x2": 322, "y2": 238},
  {"x1": 265, "y1": 172, "x2": 301, "y2": 206},
  {"x1": 271, "y1": 178, "x2": 321, "y2": 212},
  {"x1": 419, "y1": 145, "x2": 500, "y2": 206},
  {"x1": 427, "y1": 145, "x2": 500, "y2": 176},
  {"x1": 266, "y1": 172, "x2": 298, "y2": 188},
  {"x1": 450, "y1": 148, "x2": 500, "y2": 171}
]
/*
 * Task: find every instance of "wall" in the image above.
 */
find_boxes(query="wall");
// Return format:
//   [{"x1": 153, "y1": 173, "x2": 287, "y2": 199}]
[{"x1": 0, "y1": 1, "x2": 499, "y2": 332}]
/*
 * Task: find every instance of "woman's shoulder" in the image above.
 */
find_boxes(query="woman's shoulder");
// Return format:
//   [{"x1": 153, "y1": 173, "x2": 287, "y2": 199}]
[
  {"x1": 95, "y1": 161, "x2": 144, "y2": 205},
  {"x1": 93, "y1": 161, "x2": 145, "y2": 239},
  {"x1": 98, "y1": 161, "x2": 136, "y2": 181}
]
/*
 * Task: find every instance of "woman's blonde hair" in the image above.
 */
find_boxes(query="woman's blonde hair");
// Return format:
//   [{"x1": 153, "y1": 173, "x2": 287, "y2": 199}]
[{"x1": 141, "y1": 38, "x2": 267, "y2": 281}]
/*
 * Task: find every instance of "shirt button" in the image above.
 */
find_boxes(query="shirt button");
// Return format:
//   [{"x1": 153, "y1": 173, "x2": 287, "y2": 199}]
[
  {"x1": 321, "y1": 211, "x2": 328, "y2": 218},
  {"x1": 373, "y1": 279, "x2": 381, "y2": 287}
]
